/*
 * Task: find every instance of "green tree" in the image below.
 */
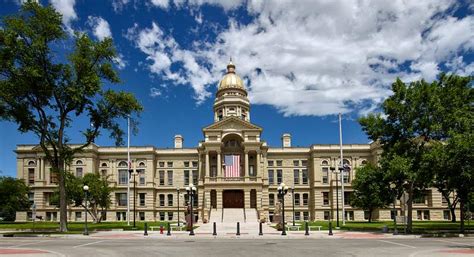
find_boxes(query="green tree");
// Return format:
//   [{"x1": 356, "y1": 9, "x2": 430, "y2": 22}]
[
  {"x1": 350, "y1": 164, "x2": 392, "y2": 222},
  {"x1": 0, "y1": 2, "x2": 142, "y2": 231},
  {"x1": 0, "y1": 176, "x2": 30, "y2": 221}
]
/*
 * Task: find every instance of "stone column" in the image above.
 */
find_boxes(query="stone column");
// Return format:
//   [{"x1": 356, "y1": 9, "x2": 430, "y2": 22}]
[
  {"x1": 256, "y1": 151, "x2": 261, "y2": 177},
  {"x1": 217, "y1": 151, "x2": 221, "y2": 177},
  {"x1": 205, "y1": 152, "x2": 210, "y2": 177},
  {"x1": 217, "y1": 189, "x2": 223, "y2": 209},
  {"x1": 244, "y1": 190, "x2": 251, "y2": 209},
  {"x1": 244, "y1": 151, "x2": 249, "y2": 177}
]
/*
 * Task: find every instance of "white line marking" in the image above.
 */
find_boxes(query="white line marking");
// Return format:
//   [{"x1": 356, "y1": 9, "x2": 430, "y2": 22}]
[
  {"x1": 7, "y1": 240, "x2": 48, "y2": 248},
  {"x1": 73, "y1": 240, "x2": 106, "y2": 248},
  {"x1": 378, "y1": 240, "x2": 417, "y2": 249},
  {"x1": 436, "y1": 239, "x2": 474, "y2": 247}
]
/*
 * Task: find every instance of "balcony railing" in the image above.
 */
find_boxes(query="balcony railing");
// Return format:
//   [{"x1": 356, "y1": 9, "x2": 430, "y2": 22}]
[{"x1": 205, "y1": 176, "x2": 261, "y2": 183}]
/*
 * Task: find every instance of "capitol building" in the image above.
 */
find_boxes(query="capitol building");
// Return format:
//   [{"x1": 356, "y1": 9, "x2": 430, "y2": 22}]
[{"x1": 15, "y1": 61, "x2": 450, "y2": 223}]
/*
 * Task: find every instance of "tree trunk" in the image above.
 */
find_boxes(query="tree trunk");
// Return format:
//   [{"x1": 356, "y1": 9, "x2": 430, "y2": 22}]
[
  {"x1": 450, "y1": 207, "x2": 457, "y2": 223},
  {"x1": 460, "y1": 200, "x2": 465, "y2": 233},
  {"x1": 406, "y1": 184, "x2": 413, "y2": 234},
  {"x1": 58, "y1": 159, "x2": 68, "y2": 232},
  {"x1": 368, "y1": 210, "x2": 372, "y2": 223}
]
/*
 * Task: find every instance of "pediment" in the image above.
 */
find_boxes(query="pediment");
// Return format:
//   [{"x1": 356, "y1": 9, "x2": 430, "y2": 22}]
[{"x1": 203, "y1": 116, "x2": 262, "y2": 132}]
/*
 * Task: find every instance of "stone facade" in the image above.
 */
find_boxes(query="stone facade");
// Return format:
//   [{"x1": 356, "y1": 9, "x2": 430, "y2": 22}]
[{"x1": 15, "y1": 61, "x2": 456, "y2": 223}]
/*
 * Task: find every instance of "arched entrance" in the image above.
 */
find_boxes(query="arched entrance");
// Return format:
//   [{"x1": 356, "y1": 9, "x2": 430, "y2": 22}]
[{"x1": 223, "y1": 190, "x2": 244, "y2": 208}]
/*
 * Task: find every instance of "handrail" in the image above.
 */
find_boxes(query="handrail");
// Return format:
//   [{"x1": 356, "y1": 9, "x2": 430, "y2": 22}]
[
  {"x1": 221, "y1": 207, "x2": 224, "y2": 223},
  {"x1": 243, "y1": 206, "x2": 247, "y2": 223}
]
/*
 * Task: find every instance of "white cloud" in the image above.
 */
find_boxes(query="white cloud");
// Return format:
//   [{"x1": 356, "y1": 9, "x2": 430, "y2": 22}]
[
  {"x1": 87, "y1": 16, "x2": 112, "y2": 41},
  {"x1": 149, "y1": 87, "x2": 162, "y2": 97},
  {"x1": 113, "y1": 53, "x2": 127, "y2": 70},
  {"x1": 50, "y1": 0, "x2": 77, "y2": 33},
  {"x1": 131, "y1": 0, "x2": 474, "y2": 116},
  {"x1": 111, "y1": 0, "x2": 130, "y2": 12}
]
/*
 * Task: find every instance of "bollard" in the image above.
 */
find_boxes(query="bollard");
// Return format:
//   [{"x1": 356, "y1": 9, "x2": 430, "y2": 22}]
[
  {"x1": 160, "y1": 225, "x2": 164, "y2": 234},
  {"x1": 213, "y1": 222, "x2": 217, "y2": 236},
  {"x1": 258, "y1": 222, "x2": 263, "y2": 236},
  {"x1": 167, "y1": 222, "x2": 171, "y2": 236},
  {"x1": 144, "y1": 222, "x2": 148, "y2": 236},
  {"x1": 328, "y1": 221, "x2": 333, "y2": 236},
  {"x1": 304, "y1": 221, "x2": 309, "y2": 236},
  {"x1": 236, "y1": 222, "x2": 240, "y2": 236}
]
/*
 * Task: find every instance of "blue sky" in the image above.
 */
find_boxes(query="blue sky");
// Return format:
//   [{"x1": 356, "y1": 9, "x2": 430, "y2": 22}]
[{"x1": 1, "y1": 0, "x2": 473, "y2": 177}]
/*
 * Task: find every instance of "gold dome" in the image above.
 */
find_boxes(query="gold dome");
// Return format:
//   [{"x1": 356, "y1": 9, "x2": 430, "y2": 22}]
[{"x1": 218, "y1": 60, "x2": 246, "y2": 91}]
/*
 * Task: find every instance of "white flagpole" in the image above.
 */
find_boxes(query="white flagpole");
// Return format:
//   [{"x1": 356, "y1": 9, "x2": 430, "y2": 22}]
[
  {"x1": 127, "y1": 116, "x2": 131, "y2": 226},
  {"x1": 339, "y1": 113, "x2": 345, "y2": 225}
]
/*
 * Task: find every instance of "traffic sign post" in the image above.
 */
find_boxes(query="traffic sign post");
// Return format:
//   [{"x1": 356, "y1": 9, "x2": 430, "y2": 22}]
[{"x1": 31, "y1": 203, "x2": 36, "y2": 233}]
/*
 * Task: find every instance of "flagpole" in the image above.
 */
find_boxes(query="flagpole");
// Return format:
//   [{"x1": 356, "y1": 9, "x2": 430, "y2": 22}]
[
  {"x1": 339, "y1": 113, "x2": 345, "y2": 226},
  {"x1": 127, "y1": 116, "x2": 131, "y2": 226}
]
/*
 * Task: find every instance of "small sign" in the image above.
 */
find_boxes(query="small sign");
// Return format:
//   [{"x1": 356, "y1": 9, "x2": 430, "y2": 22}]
[{"x1": 396, "y1": 216, "x2": 406, "y2": 224}]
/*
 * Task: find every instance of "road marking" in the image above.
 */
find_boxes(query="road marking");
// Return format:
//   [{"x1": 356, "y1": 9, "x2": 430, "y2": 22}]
[
  {"x1": 73, "y1": 240, "x2": 106, "y2": 248},
  {"x1": 378, "y1": 240, "x2": 417, "y2": 249},
  {"x1": 436, "y1": 239, "x2": 474, "y2": 247},
  {"x1": 7, "y1": 240, "x2": 49, "y2": 248}
]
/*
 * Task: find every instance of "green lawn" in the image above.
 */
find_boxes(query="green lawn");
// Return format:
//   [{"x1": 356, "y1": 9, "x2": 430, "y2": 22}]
[
  {"x1": 0, "y1": 221, "x2": 177, "y2": 232},
  {"x1": 295, "y1": 220, "x2": 474, "y2": 233}
]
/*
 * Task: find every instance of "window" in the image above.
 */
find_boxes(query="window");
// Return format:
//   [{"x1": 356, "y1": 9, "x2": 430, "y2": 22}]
[
  {"x1": 167, "y1": 162, "x2": 173, "y2": 168},
  {"x1": 294, "y1": 193, "x2": 300, "y2": 205},
  {"x1": 137, "y1": 169, "x2": 145, "y2": 185},
  {"x1": 168, "y1": 194, "x2": 173, "y2": 206},
  {"x1": 192, "y1": 170, "x2": 198, "y2": 185},
  {"x1": 295, "y1": 212, "x2": 301, "y2": 221},
  {"x1": 293, "y1": 169, "x2": 300, "y2": 184},
  {"x1": 413, "y1": 192, "x2": 427, "y2": 204},
  {"x1": 442, "y1": 196, "x2": 448, "y2": 205},
  {"x1": 277, "y1": 170, "x2": 283, "y2": 184},
  {"x1": 302, "y1": 169, "x2": 308, "y2": 184},
  {"x1": 117, "y1": 193, "x2": 127, "y2": 206},
  {"x1": 192, "y1": 161, "x2": 198, "y2": 168},
  {"x1": 28, "y1": 192, "x2": 34, "y2": 204},
  {"x1": 443, "y1": 210, "x2": 451, "y2": 220},
  {"x1": 344, "y1": 192, "x2": 351, "y2": 206},
  {"x1": 249, "y1": 165, "x2": 255, "y2": 176},
  {"x1": 417, "y1": 210, "x2": 423, "y2": 220},
  {"x1": 76, "y1": 160, "x2": 83, "y2": 165},
  {"x1": 293, "y1": 160, "x2": 299, "y2": 166},
  {"x1": 423, "y1": 210, "x2": 430, "y2": 220},
  {"x1": 139, "y1": 193, "x2": 146, "y2": 207},
  {"x1": 343, "y1": 169, "x2": 350, "y2": 183},
  {"x1": 276, "y1": 160, "x2": 283, "y2": 166},
  {"x1": 159, "y1": 194, "x2": 165, "y2": 207},
  {"x1": 50, "y1": 170, "x2": 58, "y2": 184},
  {"x1": 301, "y1": 160, "x2": 308, "y2": 166},
  {"x1": 159, "y1": 212, "x2": 165, "y2": 221},
  {"x1": 101, "y1": 162, "x2": 108, "y2": 167},
  {"x1": 28, "y1": 168, "x2": 35, "y2": 184},
  {"x1": 268, "y1": 161, "x2": 274, "y2": 167},
  {"x1": 184, "y1": 170, "x2": 190, "y2": 185},
  {"x1": 322, "y1": 167, "x2": 329, "y2": 184},
  {"x1": 116, "y1": 212, "x2": 126, "y2": 221},
  {"x1": 346, "y1": 211, "x2": 354, "y2": 221},
  {"x1": 193, "y1": 193, "x2": 198, "y2": 207},
  {"x1": 168, "y1": 212, "x2": 174, "y2": 221},
  {"x1": 159, "y1": 170, "x2": 165, "y2": 185},
  {"x1": 324, "y1": 211, "x2": 330, "y2": 220},
  {"x1": 364, "y1": 211, "x2": 370, "y2": 220},
  {"x1": 302, "y1": 193, "x2": 309, "y2": 206},
  {"x1": 76, "y1": 167, "x2": 83, "y2": 177},
  {"x1": 391, "y1": 210, "x2": 397, "y2": 220},
  {"x1": 321, "y1": 160, "x2": 329, "y2": 166},
  {"x1": 139, "y1": 212, "x2": 145, "y2": 221},
  {"x1": 159, "y1": 162, "x2": 165, "y2": 167},
  {"x1": 75, "y1": 212, "x2": 82, "y2": 221},
  {"x1": 268, "y1": 170, "x2": 274, "y2": 185},
  {"x1": 167, "y1": 170, "x2": 173, "y2": 185},
  {"x1": 28, "y1": 160, "x2": 36, "y2": 166},
  {"x1": 118, "y1": 161, "x2": 128, "y2": 168},
  {"x1": 269, "y1": 194, "x2": 275, "y2": 206},
  {"x1": 303, "y1": 211, "x2": 309, "y2": 221},
  {"x1": 46, "y1": 212, "x2": 57, "y2": 221},
  {"x1": 211, "y1": 166, "x2": 217, "y2": 177},
  {"x1": 323, "y1": 192, "x2": 329, "y2": 206},
  {"x1": 101, "y1": 169, "x2": 107, "y2": 177},
  {"x1": 118, "y1": 170, "x2": 128, "y2": 185},
  {"x1": 184, "y1": 161, "x2": 190, "y2": 167}
]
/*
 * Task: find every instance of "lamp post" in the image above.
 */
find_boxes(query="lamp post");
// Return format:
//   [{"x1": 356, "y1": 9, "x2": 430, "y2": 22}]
[
  {"x1": 331, "y1": 166, "x2": 340, "y2": 227},
  {"x1": 177, "y1": 188, "x2": 180, "y2": 227},
  {"x1": 278, "y1": 183, "x2": 289, "y2": 235},
  {"x1": 186, "y1": 184, "x2": 197, "y2": 236},
  {"x1": 129, "y1": 169, "x2": 136, "y2": 228},
  {"x1": 291, "y1": 187, "x2": 295, "y2": 226},
  {"x1": 390, "y1": 183, "x2": 398, "y2": 235},
  {"x1": 83, "y1": 185, "x2": 89, "y2": 236}
]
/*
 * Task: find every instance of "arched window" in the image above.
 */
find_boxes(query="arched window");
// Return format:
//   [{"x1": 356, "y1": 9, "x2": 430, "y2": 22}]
[
  {"x1": 76, "y1": 160, "x2": 83, "y2": 165},
  {"x1": 101, "y1": 162, "x2": 108, "y2": 167},
  {"x1": 138, "y1": 162, "x2": 146, "y2": 167},
  {"x1": 118, "y1": 161, "x2": 128, "y2": 167},
  {"x1": 28, "y1": 160, "x2": 36, "y2": 166},
  {"x1": 343, "y1": 159, "x2": 350, "y2": 166},
  {"x1": 321, "y1": 160, "x2": 329, "y2": 166},
  {"x1": 361, "y1": 160, "x2": 368, "y2": 166}
]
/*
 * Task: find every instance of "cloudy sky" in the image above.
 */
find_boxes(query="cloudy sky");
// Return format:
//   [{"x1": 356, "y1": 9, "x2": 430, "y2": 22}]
[{"x1": 0, "y1": 0, "x2": 473, "y2": 176}]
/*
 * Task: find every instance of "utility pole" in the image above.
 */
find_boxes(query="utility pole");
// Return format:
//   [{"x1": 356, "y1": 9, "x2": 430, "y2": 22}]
[
  {"x1": 127, "y1": 116, "x2": 131, "y2": 226},
  {"x1": 339, "y1": 113, "x2": 345, "y2": 226}
]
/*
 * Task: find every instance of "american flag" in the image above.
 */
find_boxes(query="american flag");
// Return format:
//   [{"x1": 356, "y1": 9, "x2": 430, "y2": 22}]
[{"x1": 224, "y1": 155, "x2": 240, "y2": 177}]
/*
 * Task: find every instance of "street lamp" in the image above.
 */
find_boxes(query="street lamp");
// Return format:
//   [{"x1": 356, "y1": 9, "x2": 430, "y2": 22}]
[
  {"x1": 83, "y1": 185, "x2": 89, "y2": 236},
  {"x1": 177, "y1": 188, "x2": 180, "y2": 227},
  {"x1": 291, "y1": 187, "x2": 295, "y2": 226},
  {"x1": 129, "y1": 169, "x2": 137, "y2": 228},
  {"x1": 278, "y1": 183, "x2": 289, "y2": 236},
  {"x1": 186, "y1": 184, "x2": 197, "y2": 236},
  {"x1": 331, "y1": 166, "x2": 340, "y2": 227},
  {"x1": 390, "y1": 183, "x2": 398, "y2": 235}
]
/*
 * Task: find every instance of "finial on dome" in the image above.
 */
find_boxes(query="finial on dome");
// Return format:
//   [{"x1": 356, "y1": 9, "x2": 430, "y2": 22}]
[{"x1": 227, "y1": 57, "x2": 235, "y2": 73}]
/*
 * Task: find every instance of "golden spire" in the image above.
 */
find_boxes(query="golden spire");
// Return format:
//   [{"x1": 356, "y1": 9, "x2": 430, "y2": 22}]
[{"x1": 227, "y1": 57, "x2": 235, "y2": 73}]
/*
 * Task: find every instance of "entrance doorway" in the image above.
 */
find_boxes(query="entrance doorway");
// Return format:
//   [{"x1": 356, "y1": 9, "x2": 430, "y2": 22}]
[
  {"x1": 210, "y1": 190, "x2": 217, "y2": 209},
  {"x1": 223, "y1": 190, "x2": 244, "y2": 208},
  {"x1": 250, "y1": 189, "x2": 257, "y2": 208}
]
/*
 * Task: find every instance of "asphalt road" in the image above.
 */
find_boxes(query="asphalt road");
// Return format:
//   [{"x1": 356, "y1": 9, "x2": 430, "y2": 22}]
[{"x1": 1, "y1": 237, "x2": 473, "y2": 257}]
